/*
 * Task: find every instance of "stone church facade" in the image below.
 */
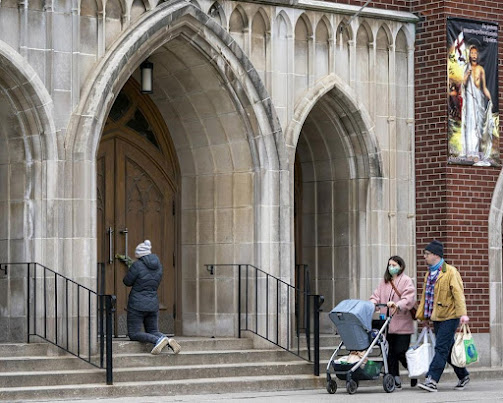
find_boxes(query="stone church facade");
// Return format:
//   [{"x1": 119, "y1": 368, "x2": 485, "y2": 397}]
[{"x1": 0, "y1": 0, "x2": 500, "y2": 367}]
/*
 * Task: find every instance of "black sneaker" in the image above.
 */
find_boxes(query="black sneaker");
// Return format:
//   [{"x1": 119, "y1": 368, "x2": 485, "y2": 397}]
[
  {"x1": 418, "y1": 377, "x2": 437, "y2": 392},
  {"x1": 410, "y1": 378, "x2": 418, "y2": 387},
  {"x1": 394, "y1": 376, "x2": 402, "y2": 390},
  {"x1": 454, "y1": 375, "x2": 470, "y2": 390}
]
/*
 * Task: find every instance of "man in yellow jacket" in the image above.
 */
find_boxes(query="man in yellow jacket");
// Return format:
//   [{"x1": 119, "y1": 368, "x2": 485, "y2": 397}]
[{"x1": 415, "y1": 240, "x2": 470, "y2": 392}]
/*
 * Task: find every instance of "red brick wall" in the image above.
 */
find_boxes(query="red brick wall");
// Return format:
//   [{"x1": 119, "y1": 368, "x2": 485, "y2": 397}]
[{"x1": 412, "y1": 0, "x2": 503, "y2": 333}]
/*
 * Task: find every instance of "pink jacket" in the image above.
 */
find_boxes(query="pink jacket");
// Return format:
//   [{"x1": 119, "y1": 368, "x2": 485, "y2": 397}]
[{"x1": 369, "y1": 273, "x2": 416, "y2": 334}]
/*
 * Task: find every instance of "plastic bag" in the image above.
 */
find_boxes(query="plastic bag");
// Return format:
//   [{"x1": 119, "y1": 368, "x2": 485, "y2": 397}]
[
  {"x1": 406, "y1": 327, "x2": 436, "y2": 378},
  {"x1": 451, "y1": 323, "x2": 479, "y2": 367}
]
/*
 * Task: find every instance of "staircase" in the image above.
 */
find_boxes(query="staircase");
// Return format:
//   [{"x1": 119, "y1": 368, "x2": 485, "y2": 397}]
[{"x1": 0, "y1": 336, "x2": 337, "y2": 401}]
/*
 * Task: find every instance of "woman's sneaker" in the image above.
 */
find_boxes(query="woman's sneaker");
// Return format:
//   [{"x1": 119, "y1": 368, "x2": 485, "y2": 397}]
[
  {"x1": 167, "y1": 338, "x2": 181, "y2": 354},
  {"x1": 454, "y1": 375, "x2": 470, "y2": 390},
  {"x1": 151, "y1": 336, "x2": 169, "y2": 355},
  {"x1": 418, "y1": 376, "x2": 437, "y2": 392},
  {"x1": 394, "y1": 376, "x2": 402, "y2": 390}
]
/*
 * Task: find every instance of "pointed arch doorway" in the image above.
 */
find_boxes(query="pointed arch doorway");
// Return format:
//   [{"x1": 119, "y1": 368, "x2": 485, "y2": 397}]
[{"x1": 97, "y1": 79, "x2": 180, "y2": 337}]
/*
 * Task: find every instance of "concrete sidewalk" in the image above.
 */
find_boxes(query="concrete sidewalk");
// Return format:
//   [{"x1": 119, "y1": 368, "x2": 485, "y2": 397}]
[{"x1": 40, "y1": 378, "x2": 503, "y2": 403}]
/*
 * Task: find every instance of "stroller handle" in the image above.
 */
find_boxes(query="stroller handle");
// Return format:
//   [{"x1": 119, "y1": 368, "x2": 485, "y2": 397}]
[{"x1": 374, "y1": 303, "x2": 394, "y2": 319}]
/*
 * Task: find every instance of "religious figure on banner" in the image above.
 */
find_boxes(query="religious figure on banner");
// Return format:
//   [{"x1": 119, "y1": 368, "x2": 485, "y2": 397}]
[
  {"x1": 461, "y1": 45, "x2": 494, "y2": 166},
  {"x1": 447, "y1": 19, "x2": 499, "y2": 166}
]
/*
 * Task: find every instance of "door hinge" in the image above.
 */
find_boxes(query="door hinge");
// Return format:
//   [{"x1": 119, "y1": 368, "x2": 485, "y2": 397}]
[
  {"x1": 172, "y1": 199, "x2": 175, "y2": 215},
  {"x1": 173, "y1": 252, "x2": 176, "y2": 267}
]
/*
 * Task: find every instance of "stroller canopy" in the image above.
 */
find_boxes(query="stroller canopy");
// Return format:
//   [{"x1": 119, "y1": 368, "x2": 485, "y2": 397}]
[{"x1": 328, "y1": 299, "x2": 376, "y2": 351}]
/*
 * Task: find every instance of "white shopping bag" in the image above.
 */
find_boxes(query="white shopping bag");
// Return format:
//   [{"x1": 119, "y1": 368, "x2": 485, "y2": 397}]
[{"x1": 406, "y1": 327, "x2": 436, "y2": 378}]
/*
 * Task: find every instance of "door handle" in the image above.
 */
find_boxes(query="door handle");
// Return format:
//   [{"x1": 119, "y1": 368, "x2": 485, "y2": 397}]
[
  {"x1": 107, "y1": 227, "x2": 114, "y2": 264},
  {"x1": 120, "y1": 228, "x2": 129, "y2": 258}
]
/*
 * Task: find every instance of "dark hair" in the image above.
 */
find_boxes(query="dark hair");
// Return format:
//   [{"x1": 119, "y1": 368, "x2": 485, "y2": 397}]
[{"x1": 384, "y1": 255, "x2": 406, "y2": 283}]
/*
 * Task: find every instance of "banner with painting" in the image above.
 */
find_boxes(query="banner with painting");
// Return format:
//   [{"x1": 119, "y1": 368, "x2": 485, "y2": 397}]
[{"x1": 447, "y1": 17, "x2": 499, "y2": 166}]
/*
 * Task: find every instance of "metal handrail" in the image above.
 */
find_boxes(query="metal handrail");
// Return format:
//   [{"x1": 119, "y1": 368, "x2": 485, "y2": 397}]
[
  {"x1": 1, "y1": 262, "x2": 116, "y2": 384},
  {"x1": 205, "y1": 263, "x2": 324, "y2": 376}
]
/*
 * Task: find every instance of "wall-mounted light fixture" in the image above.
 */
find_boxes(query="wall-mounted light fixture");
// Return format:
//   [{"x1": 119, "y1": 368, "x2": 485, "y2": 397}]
[{"x1": 140, "y1": 60, "x2": 153, "y2": 94}]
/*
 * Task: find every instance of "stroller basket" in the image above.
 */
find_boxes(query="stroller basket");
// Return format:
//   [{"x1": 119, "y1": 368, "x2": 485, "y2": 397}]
[{"x1": 332, "y1": 360, "x2": 383, "y2": 381}]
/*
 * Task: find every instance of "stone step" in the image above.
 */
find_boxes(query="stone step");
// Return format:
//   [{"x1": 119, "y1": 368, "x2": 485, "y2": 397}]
[
  {"x1": 112, "y1": 348, "x2": 304, "y2": 368},
  {"x1": 0, "y1": 374, "x2": 326, "y2": 401},
  {"x1": 0, "y1": 337, "x2": 254, "y2": 357},
  {"x1": 0, "y1": 355, "x2": 100, "y2": 372},
  {"x1": 0, "y1": 360, "x2": 314, "y2": 388},
  {"x1": 0, "y1": 337, "x2": 325, "y2": 401},
  {"x1": 0, "y1": 347, "x2": 338, "y2": 374},
  {"x1": 0, "y1": 342, "x2": 63, "y2": 357},
  {"x1": 111, "y1": 336, "x2": 254, "y2": 354},
  {"x1": 0, "y1": 346, "x2": 318, "y2": 372}
]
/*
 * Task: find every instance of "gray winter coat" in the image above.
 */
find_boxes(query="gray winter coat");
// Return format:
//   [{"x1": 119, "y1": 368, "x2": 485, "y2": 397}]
[{"x1": 123, "y1": 254, "x2": 163, "y2": 312}]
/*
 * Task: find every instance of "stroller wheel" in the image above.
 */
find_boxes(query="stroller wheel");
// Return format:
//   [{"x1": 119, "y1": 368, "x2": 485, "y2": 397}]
[
  {"x1": 326, "y1": 379, "x2": 337, "y2": 394},
  {"x1": 383, "y1": 373, "x2": 395, "y2": 393},
  {"x1": 346, "y1": 379, "x2": 358, "y2": 394}
]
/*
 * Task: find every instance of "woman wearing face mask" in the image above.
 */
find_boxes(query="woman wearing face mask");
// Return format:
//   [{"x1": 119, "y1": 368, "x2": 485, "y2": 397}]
[{"x1": 370, "y1": 255, "x2": 417, "y2": 389}]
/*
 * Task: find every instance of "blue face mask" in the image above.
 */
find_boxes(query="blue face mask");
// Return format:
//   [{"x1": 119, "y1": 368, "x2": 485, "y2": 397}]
[{"x1": 388, "y1": 265, "x2": 400, "y2": 276}]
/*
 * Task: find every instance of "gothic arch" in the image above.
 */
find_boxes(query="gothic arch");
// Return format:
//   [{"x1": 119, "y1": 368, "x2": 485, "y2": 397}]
[
  {"x1": 286, "y1": 74, "x2": 380, "y2": 172},
  {"x1": 68, "y1": 1, "x2": 285, "y2": 170},
  {"x1": 229, "y1": 4, "x2": 247, "y2": 49},
  {"x1": 316, "y1": 15, "x2": 332, "y2": 40},
  {"x1": 314, "y1": 17, "x2": 331, "y2": 80},
  {"x1": 253, "y1": 7, "x2": 271, "y2": 33},
  {"x1": 295, "y1": 13, "x2": 313, "y2": 38},
  {"x1": 66, "y1": 1, "x2": 289, "y2": 322},
  {"x1": 287, "y1": 74, "x2": 383, "y2": 322},
  {"x1": 376, "y1": 22, "x2": 393, "y2": 48},
  {"x1": 395, "y1": 24, "x2": 415, "y2": 49},
  {"x1": 0, "y1": 40, "x2": 59, "y2": 341},
  {"x1": 0, "y1": 40, "x2": 57, "y2": 161},
  {"x1": 357, "y1": 20, "x2": 374, "y2": 44},
  {"x1": 229, "y1": 4, "x2": 248, "y2": 29},
  {"x1": 488, "y1": 174, "x2": 503, "y2": 366},
  {"x1": 276, "y1": 10, "x2": 293, "y2": 36}
]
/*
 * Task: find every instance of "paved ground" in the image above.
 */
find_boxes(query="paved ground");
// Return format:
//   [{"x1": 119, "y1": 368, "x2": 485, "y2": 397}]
[{"x1": 43, "y1": 379, "x2": 503, "y2": 403}]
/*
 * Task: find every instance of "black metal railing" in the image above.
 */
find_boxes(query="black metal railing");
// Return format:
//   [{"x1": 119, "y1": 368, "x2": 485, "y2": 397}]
[
  {"x1": 1, "y1": 262, "x2": 116, "y2": 384},
  {"x1": 294, "y1": 264, "x2": 310, "y2": 337},
  {"x1": 205, "y1": 264, "x2": 324, "y2": 376}
]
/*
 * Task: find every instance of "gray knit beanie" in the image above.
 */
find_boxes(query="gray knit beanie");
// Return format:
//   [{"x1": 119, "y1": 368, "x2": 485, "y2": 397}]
[{"x1": 135, "y1": 240, "x2": 152, "y2": 258}]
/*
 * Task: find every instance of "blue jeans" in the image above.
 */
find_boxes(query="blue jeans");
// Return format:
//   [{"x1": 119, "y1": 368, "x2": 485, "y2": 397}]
[
  {"x1": 428, "y1": 318, "x2": 469, "y2": 382},
  {"x1": 127, "y1": 308, "x2": 165, "y2": 345}
]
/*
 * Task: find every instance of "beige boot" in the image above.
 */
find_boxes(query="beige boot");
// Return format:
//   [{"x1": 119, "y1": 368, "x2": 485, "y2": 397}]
[
  {"x1": 167, "y1": 338, "x2": 181, "y2": 354},
  {"x1": 151, "y1": 336, "x2": 169, "y2": 355}
]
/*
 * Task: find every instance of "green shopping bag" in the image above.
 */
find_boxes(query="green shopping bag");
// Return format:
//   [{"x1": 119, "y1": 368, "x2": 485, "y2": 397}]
[{"x1": 451, "y1": 323, "x2": 478, "y2": 367}]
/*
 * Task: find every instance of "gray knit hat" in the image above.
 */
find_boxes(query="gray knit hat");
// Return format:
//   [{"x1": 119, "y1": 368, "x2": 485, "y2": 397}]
[
  {"x1": 135, "y1": 240, "x2": 152, "y2": 258},
  {"x1": 425, "y1": 239, "x2": 443, "y2": 258}
]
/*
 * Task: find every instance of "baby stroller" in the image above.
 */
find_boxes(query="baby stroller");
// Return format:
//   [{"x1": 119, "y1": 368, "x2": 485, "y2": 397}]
[{"x1": 325, "y1": 299, "x2": 395, "y2": 394}]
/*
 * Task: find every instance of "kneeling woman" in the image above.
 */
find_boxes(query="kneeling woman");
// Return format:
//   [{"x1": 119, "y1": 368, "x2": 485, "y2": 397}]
[{"x1": 370, "y1": 255, "x2": 416, "y2": 389}]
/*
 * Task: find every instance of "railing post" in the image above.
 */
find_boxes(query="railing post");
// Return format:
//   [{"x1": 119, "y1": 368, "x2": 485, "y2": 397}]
[
  {"x1": 313, "y1": 294, "x2": 324, "y2": 376},
  {"x1": 238, "y1": 265, "x2": 241, "y2": 338},
  {"x1": 99, "y1": 294, "x2": 104, "y2": 369},
  {"x1": 305, "y1": 290, "x2": 311, "y2": 361},
  {"x1": 105, "y1": 295, "x2": 115, "y2": 385},
  {"x1": 26, "y1": 263, "x2": 30, "y2": 344}
]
